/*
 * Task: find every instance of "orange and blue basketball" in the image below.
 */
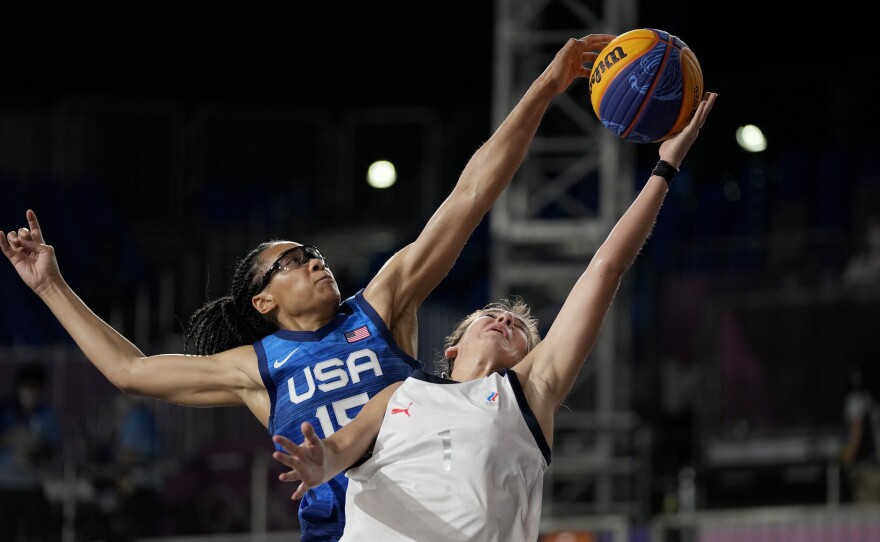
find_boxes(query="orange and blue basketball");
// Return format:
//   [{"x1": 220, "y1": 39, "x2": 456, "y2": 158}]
[{"x1": 589, "y1": 28, "x2": 703, "y2": 144}]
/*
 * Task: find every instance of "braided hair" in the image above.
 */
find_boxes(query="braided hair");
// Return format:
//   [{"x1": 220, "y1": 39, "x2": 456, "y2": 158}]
[{"x1": 184, "y1": 241, "x2": 279, "y2": 355}]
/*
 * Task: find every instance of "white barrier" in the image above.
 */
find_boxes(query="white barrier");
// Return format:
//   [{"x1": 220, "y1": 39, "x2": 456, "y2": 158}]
[{"x1": 650, "y1": 504, "x2": 880, "y2": 542}]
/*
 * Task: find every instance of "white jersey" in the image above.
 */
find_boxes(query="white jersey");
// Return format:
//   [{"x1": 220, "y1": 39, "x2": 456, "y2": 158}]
[{"x1": 340, "y1": 369, "x2": 551, "y2": 542}]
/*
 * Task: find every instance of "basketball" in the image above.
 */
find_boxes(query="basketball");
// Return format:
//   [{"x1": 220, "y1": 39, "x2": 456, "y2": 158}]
[{"x1": 589, "y1": 28, "x2": 703, "y2": 144}]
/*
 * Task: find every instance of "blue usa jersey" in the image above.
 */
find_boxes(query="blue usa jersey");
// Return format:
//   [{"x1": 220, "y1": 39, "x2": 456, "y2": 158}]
[{"x1": 256, "y1": 289, "x2": 421, "y2": 542}]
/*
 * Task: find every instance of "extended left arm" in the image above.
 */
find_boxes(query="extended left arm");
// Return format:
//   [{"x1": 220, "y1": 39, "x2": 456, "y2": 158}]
[{"x1": 523, "y1": 92, "x2": 718, "y2": 414}]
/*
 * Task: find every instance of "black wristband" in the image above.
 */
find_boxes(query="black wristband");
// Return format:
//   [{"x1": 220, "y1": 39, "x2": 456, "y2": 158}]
[{"x1": 652, "y1": 159, "x2": 679, "y2": 185}]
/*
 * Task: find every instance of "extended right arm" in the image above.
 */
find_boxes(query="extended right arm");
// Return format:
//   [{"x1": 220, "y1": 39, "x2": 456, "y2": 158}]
[
  {"x1": 363, "y1": 34, "x2": 616, "y2": 356},
  {"x1": 1, "y1": 210, "x2": 261, "y2": 410}
]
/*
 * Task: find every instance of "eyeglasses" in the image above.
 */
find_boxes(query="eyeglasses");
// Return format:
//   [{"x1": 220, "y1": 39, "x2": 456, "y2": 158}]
[{"x1": 258, "y1": 245, "x2": 325, "y2": 291}]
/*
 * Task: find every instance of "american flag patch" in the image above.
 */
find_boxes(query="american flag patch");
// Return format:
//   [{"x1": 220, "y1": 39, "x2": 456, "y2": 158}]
[{"x1": 344, "y1": 325, "x2": 371, "y2": 343}]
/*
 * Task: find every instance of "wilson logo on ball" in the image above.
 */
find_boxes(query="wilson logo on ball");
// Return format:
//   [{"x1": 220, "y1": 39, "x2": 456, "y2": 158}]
[
  {"x1": 589, "y1": 28, "x2": 703, "y2": 144},
  {"x1": 589, "y1": 46, "x2": 628, "y2": 87}
]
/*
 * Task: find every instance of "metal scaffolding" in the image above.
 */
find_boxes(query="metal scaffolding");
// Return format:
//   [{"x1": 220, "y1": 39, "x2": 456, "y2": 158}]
[{"x1": 489, "y1": 0, "x2": 647, "y2": 519}]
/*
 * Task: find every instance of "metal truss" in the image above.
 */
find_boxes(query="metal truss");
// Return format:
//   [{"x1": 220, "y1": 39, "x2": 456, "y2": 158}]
[{"x1": 489, "y1": 0, "x2": 648, "y2": 519}]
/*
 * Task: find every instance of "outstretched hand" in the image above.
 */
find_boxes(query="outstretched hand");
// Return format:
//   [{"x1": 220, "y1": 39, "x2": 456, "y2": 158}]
[
  {"x1": 0, "y1": 210, "x2": 63, "y2": 295},
  {"x1": 659, "y1": 92, "x2": 718, "y2": 168},
  {"x1": 272, "y1": 422, "x2": 328, "y2": 501},
  {"x1": 543, "y1": 33, "x2": 617, "y2": 95}
]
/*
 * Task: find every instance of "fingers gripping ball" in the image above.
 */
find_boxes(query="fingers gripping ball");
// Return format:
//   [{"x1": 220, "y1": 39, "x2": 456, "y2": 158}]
[{"x1": 589, "y1": 28, "x2": 703, "y2": 143}]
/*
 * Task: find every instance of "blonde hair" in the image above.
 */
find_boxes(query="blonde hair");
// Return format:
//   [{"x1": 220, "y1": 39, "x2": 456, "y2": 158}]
[{"x1": 437, "y1": 296, "x2": 541, "y2": 377}]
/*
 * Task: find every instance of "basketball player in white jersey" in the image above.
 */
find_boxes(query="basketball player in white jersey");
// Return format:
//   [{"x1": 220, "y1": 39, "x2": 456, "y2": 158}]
[{"x1": 272, "y1": 92, "x2": 718, "y2": 541}]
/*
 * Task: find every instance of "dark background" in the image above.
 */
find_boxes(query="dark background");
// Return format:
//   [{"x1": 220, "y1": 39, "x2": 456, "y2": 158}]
[
  {"x1": 0, "y1": 4, "x2": 496, "y2": 108},
  {"x1": 2, "y1": 2, "x2": 875, "y2": 252},
  {"x1": 2, "y1": 3, "x2": 871, "y2": 145},
  {"x1": 1, "y1": 0, "x2": 878, "y2": 534}
]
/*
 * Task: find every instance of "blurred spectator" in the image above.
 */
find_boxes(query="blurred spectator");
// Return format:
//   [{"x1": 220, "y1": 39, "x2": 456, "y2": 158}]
[
  {"x1": 94, "y1": 394, "x2": 162, "y2": 541},
  {"x1": 840, "y1": 364, "x2": 880, "y2": 503},
  {"x1": 842, "y1": 214, "x2": 880, "y2": 296},
  {"x1": 0, "y1": 363, "x2": 61, "y2": 542},
  {"x1": 655, "y1": 354, "x2": 702, "y2": 513}
]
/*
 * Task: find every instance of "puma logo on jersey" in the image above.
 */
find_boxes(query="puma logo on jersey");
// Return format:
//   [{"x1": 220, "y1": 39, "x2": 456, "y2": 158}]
[
  {"x1": 391, "y1": 402, "x2": 413, "y2": 417},
  {"x1": 273, "y1": 348, "x2": 300, "y2": 368}
]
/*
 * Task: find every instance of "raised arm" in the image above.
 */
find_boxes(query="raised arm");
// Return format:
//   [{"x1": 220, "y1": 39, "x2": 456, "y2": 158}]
[
  {"x1": 363, "y1": 34, "x2": 616, "y2": 352},
  {"x1": 1, "y1": 211, "x2": 266, "y2": 419},
  {"x1": 272, "y1": 382, "x2": 399, "y2": 500},
  {"x1": 519, "y1": 92, "x2": 718, "y2": 424}
]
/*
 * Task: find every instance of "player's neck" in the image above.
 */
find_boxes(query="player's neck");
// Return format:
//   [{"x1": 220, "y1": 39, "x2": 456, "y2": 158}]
[{"x1": 451, "y1": 357, "x2": 502, "y2": 382}]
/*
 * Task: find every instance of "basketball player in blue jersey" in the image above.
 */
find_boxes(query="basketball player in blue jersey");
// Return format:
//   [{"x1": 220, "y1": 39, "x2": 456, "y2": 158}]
[
  {"x1": 1, "y1": 33, "x2": 617, "y2": 541},
  {"x1": 272, "y1": 93, "x2": 717, "y2": 541}
]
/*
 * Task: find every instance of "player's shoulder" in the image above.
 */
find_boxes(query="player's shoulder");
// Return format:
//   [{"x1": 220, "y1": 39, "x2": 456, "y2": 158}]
[{"x1": 213, "y1": 343, "x2": 259, "y2": 365}]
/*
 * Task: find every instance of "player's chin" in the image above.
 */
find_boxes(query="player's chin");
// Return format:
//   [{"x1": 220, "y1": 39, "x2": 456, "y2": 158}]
[
  {"x1": 319, "y1": 278, "x2": 342, "y2": 302},
  {"x1": 315, "y1": 274, "x2": 338, "y2": 289}
]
